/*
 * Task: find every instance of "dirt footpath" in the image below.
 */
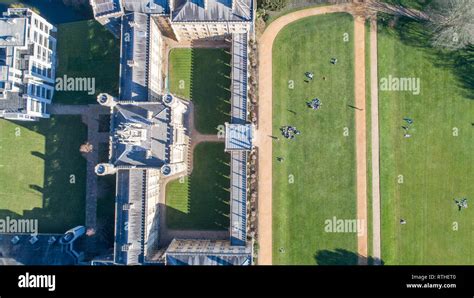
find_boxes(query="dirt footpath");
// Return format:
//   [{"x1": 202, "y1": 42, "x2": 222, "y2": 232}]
[{"x1": 353, "y1": 16, "x2": 368, "y2": 265}]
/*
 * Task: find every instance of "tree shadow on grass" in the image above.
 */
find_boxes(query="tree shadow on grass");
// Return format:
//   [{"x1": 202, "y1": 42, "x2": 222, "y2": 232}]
[
  {"x1": 0, "y1": 116, "x2": 88, "y2": 234},
  {"x1": 0, "y1": 0, "x2": 93, "y2": 24},
  {"x1": 166, "y1": 143, "x2": 230, "y2": 231},
  {"x1": 314, "y1": 248, "x2": 384, "y2": 265},
  {"x1": 189, "y1": 46, "x2": 232, "y2": 134},
  {"x1": 378, "y1": 14, "x2": 474, "y2": 100},
  {"x1": 54, "y1": 20, "x2": 120, "y2": 104},
  {"x1": 378, "y1": 0, "x2": 433, "y2": 10}
]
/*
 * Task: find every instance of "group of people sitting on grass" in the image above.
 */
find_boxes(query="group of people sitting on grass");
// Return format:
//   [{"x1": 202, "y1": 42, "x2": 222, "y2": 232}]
[
  {"x1": 280, "y1": 125, "x2": 301, "y2": 140},
  {"x1": 454, "y1": 198, "x2": 468, "y2": 211},
  {"x1": 303, "y1": 58, "x2": 338, "y2": 111},
  {"x1": 307, "y1": 98, "x2": 321, "y2": 110}
]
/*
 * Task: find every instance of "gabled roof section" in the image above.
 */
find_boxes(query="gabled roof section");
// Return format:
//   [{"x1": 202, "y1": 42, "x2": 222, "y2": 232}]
[
  {"x1": 165, "y1": 239, "x2": 252, "y2": 265},
  {"x1": 119, "y1": 12, "x2": 150, "y2": 101},
  {"x1": 123, "y1": 0, "x2": 170, "y2": 14},
  {"x1": 114, "y1": 169, "x2": 146, "y2": 265},
  {"x1": 90, "y1": 0, "x2": 123, "y2": 18},
  {"x1": 172, "y1": 0, "x2": 252, "y2": 22},
  {"x1": 110, "y1": 103, "x2": 170, "y2": 168}
]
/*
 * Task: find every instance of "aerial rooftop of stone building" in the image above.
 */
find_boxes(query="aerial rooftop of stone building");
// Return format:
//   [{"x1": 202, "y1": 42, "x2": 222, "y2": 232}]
[
  {"x1": 172, "y1": 0, "x2": 252, "y2": 22},
  {"x1": 114, "y1": 169, "x2": 146, "y2": 265},
  {"x1": 91, "y1": 0, "x2": 123, "y2": 17},
  {"x1": 119, "y1": 12, "x2": 150, "y2": 101},
  {"x1": 165, "y1": 239, "x2": 252, "y2": 265},
  {"x1": 123, "y1": 0, "x2": 169, "y2": 14},
  {"x1": 110, "y1": 103, "x2": 170, "y2": 168}
]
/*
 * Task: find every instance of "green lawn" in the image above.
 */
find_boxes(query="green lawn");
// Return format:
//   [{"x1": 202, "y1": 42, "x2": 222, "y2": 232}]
[
  {"x1": 0, "y1": 116, "x2": 87, "y2": 233},
  {"x1": 272, "y1": 13, "x2": 358, "y2": 265},
  {"x1": 54, "y1": 20, "x2": 120, "y2": 104},
  {"x1": 168, "y1": 48, "x2": 231, "y2": 134},
  {"x1": 378, "y1": 21, "x2": 474, "y2": 264},
  {"x1": 0, "y1": 0, "x2": 92, "y2": 24},
  {"x1": 165, "y1": 142, "x2": 230, "y2": 230}
]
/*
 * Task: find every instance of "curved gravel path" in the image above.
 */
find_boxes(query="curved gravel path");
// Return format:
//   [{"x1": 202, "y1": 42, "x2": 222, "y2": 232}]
[{"x1": 256, "y1": 3, "x2": 370, "y2": 265}]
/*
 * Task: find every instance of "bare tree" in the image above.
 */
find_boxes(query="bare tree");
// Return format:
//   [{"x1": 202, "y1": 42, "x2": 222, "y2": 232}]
[
  {"x1": 80, "y1": 142, "x2": 94, "y2": 154},
  {"x1": 427, "y1": 0, "x2": 474, "y2": 50},
  {"x1": 257, "y1": 0, "x2": 288, "y2": 11}
]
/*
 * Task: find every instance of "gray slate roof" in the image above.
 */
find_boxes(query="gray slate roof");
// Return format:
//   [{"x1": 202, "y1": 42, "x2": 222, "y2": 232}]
[
  {"x1": 91, "y1": 0, "x2": 123, "y2": 17},
  {"x1": 114, "y1": 169, "x2": 146, "y2": 265},
  {"x1": 119, "y1": 12, "x2": 150, "y2": 101},
  {"x1": 110, "y1": 103, "x2": 171, "y2": 168},
  {"x1": 0, "y1": 234, "x2": 79, "y2": 265},
  {"x1": 229, "y1": 151, "x2": 247, "y2": 246},
  {"x1": 231, "y1": 33, "x2": 248, "y2": 124},
  {"x1": 172, "y1": 0, "x2": 252, "y2": 22},
  {"x1": 225, "y1": 123, "x2": 252, "y2": 151},
  {"x1": 123, "y1": 0, "x2": 169, "y2": 14},
  {"x1": 0, "y1": 46, "x2": 27, "y2": 113},
  {"x1": 165, "y1": 239, "x2": 252, "y2": 265}
]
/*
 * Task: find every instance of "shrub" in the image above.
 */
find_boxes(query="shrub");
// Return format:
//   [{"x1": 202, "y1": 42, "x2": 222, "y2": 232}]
[{"x1": 258, "y1": 0, "x2": 288, "y2": 11}]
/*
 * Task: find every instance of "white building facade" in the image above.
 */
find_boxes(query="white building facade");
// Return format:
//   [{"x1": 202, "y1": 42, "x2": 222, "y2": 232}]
[{"x1": 0, "y1": 8, "x2": 57, "y2": 121}]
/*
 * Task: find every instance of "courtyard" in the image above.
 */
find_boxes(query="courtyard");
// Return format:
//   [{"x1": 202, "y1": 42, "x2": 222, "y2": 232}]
[
  {"x1": 168, "y1": 48, "x2": 231, "y2": 134},
  {"x1": 0, "y1": 116, "x2": 87, "y2": 233}
]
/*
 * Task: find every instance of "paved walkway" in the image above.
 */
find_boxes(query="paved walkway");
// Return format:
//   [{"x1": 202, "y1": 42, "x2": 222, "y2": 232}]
[
  {"x1": 256, "y1": 3, "x2": 355, "y2": 265},
  {"x1": 50, "y1": 104, "x2": 109, "y2": 231},
  {"x1": 49, "y1": 104, "x2": 89, "y2": 115},
  {"x1": 186, "y1": 101, "x2": 224, "y2": 174},
  {"x1": 370, "y1": 18, "x2": 382, "y2": 265},
  {"x1": 353, "y1": 15, "x2": 368, "y2": 265}
]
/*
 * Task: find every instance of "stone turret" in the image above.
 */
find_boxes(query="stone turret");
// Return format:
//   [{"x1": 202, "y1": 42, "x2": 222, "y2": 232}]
[
  {"x1": 160, "y1": 163, "x2": 187, "y2": 177},
  {"x1": 95, "y1": 163, "x2": 117, "y2": 176},
  {"x1": 163, "y1": 93, "x2": 186, "y2": 111},
  {"x1": 97, "y1": 93, "x2": 117, "y2": 107}
]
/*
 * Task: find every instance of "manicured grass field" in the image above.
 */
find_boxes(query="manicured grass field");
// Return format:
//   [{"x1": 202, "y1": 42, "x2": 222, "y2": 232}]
[
  {"x1": 54, "y1": 20, "x2": 120, "y2": 104},
  {"x1": 272, "y1": 13, "x2": 358, "y2": 265},
  {"x1": 168, "y1": 48, "x2": 231, "y2": 134},
  {"x1": 165, "y1": 143, "x2": 230, "y2": 230},
  {"x1": 0, "y1": 116, "x2": 87, "y2": 233},
  {"x1": 378, "y1": 22, "x2": 474, "y2": 264}
]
